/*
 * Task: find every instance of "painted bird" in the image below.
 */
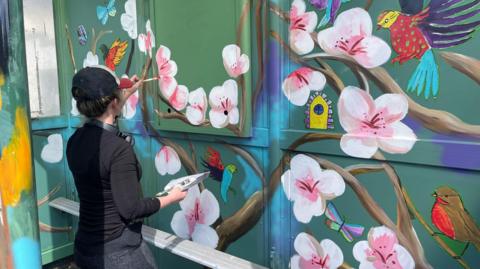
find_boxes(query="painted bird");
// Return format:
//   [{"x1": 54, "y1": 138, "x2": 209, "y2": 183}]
[
  {"x1": 201, "y1": 147, "x2": 237, "y2": 203},
  {"x1": 431, "y1": 186, "x2": 480, "y2": 256},
  {"x1": 377, "y1": 0, "x2": 480, "y2": 99},
  {"x1": 310, "y1": 0, "x2": 351, "y2": 28},
  {"x1": 100, "y1": 39, "x2": 128, "y2": 71}
]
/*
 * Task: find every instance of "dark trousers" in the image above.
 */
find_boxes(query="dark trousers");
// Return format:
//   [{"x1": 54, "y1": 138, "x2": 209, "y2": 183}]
[{"x1": 74, "y1": 226, "x2": 158, "y2": 269}]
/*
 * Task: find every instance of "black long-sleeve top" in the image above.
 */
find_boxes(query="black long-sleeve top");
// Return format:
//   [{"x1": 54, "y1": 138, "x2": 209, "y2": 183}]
[{"x1": 66, "y1": 123, "x2": 160, "y2": 252}]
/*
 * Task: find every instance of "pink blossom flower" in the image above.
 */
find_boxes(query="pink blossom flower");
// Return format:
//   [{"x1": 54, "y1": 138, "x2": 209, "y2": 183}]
[
  {"x1": 156, "y1": 45, "x2": 178, "y2": 99},
  {"x1": 353, "y1": 226, "x2": 414, "y2": 269},
  {"x1": 317, "y1": 8, "x2": 391, "y2": 68},
  {"x1": 208, "y1": 80, "x2": 239, "y2": 128},
  {"x1": 282, "y1": 67, "x2": 326, "y2": 106},
  {"x1": 338, "y1": 86, "x2": 417, "y2": 158},
  {"x1": 167, "y1": 85, "x2": 189, "y2": 111},
  {"x1": 171, "y1": 186, "x2": 220, "y2": 248},
  {"x1": 186, "y1": 88, "x2": 208, "y2": 125},
  {"x1": 290, "y1": 0, "x2": 318, "y2": 55},
  {"x1": 138, "y1": 20, "x2": 155, "y2": 57},
  {"x1": 281, "y1": 154, "x2": 345, "y2": 223},
  {"x1": 290, "y1": 233, "x2": 344, "y2": 269},
  {"x1": 122, "y1": 90, "x2": 138, "y2": 119},
  {"x1": 155, "y1": 146, "x2": 181, "y2": 176},
  {"x1": 222, "y1": 44, "x2": 250, "y2": 78}
]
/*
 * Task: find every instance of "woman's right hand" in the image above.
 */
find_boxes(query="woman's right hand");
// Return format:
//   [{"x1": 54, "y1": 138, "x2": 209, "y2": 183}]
[{"x1": 158, "y1": 187, "x2": 187, "y2": 208}]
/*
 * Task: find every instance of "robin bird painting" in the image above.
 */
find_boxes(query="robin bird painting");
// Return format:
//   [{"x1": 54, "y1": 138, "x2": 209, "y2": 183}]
[
  {"x1": 431, "y1": 186, "x2": 480, "y2": 256},
  {"x1": 377, "y1": 0, "x2": 480, "y2": 99}
]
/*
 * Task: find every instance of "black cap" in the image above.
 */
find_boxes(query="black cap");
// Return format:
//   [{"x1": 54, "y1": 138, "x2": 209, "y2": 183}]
[{"x1": 72, "y1": 65, "x2": 120, "y2": 101}]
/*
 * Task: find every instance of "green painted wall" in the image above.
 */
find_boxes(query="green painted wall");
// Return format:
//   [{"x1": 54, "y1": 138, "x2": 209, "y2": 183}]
[{"x1": 28, "y1": 0, "x2": 479, "y2": 269}]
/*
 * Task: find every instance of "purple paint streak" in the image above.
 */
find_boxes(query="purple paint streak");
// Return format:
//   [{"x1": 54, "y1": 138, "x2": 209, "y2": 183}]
[{"x1": 433, "y1": 134, "x2": 480, "y2": 170}]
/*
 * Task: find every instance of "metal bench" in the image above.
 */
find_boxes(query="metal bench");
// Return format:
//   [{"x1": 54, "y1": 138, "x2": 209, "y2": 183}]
[{"x1": 49, "y1": 197, "x2": 268, "y2": 269}]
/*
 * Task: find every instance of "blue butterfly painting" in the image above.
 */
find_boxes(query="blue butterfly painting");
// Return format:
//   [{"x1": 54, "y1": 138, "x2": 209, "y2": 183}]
[
  {"x1": 77, "y1": 25, "x2": 87, "y2": 46},
  {"x1": 324, "y1": 202, "x2": 365, "y2": 242},
  {"x1": 96, "y1": 0, "x2": 116, "y2": 25}
]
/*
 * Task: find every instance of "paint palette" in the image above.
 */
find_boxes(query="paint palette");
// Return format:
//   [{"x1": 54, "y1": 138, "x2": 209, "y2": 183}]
[{"x1": 156, "y1": 172, "x2": 210, "y2": 196}]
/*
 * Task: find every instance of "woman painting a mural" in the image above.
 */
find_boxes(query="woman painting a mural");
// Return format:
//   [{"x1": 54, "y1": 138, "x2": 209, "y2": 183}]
[{"x1": 66, "y1": 65, "x2": 187, "y2": 269}]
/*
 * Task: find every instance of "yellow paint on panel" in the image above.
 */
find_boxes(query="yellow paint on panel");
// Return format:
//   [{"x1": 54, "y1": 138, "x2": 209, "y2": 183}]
[
  {"x1": 0, "y1": 108, "x2": 33, "y2": 207},
  {"x1": 309, "y1": 95, "x2": 329, "y2": 129}
]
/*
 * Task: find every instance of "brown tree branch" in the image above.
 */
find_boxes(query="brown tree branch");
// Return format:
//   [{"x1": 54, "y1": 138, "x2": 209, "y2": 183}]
[
  {"x1": 301, "y1": 52, "x2": 480, "y2": 138},
  {"x1": 64, "y1": 24, "x2": 77, "y2": 73},
  {"x1": 216, "y1": 191, "x2": 266, "y2": 251},
  {"x1": 364, "y1": 0, "x2": 373, "y2": 11},
  {"x1": 220, "y1": 142, "x2": 266, "y2": 186},
  {"x1": 153, "y1": 109, "x2": 242, "y2": 136},
  {"x1": 252, "y1": 0, "x2": 267, "y2": 116},
  {"x1": 125, "y1": 39, "x2": 135, "y2": 76},
  {"x1": 37, "y1": 183, "x2": 63, "y2": 207},
  {"x1": 238, "y1": 75, "x2": 247, "y2": 133},
  {"x1": 439, "y1": 51, "x2": 480, "y2": 85},
  {"x1": 270, "y1": 4, "x2": 289, "y2": 21},
  {"x1": 90, "y1": 29, "x2": 112, "y2": 56},
  {"x1": 378, "y1": 160, "x2": 431, "y2": 269},
  {"x1": 39, "y1": 222, "x2": 72, "y2": 233},
  {"x1": 236, "y1": 0, "x2": 251, "y2": 47},
  {"x1": 187, "y1": 137, "x2": 198, "y2": 171}
]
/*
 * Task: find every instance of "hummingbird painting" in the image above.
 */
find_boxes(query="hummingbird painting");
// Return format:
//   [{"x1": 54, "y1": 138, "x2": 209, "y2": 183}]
[
  {"x1": 377, "y1": 0, "x2": 480, "y2": 99},
  {"x1": 201, "y1": 147, "x2": 237, "y2": 203},
  {"x1": 431, "y1": 186, "x2": 480, "y2": 256}
]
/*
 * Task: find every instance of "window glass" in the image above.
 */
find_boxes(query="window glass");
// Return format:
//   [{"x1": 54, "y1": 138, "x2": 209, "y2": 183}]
[{"x1": 23, "y1": 0, "x2": 60, "y2": 118}]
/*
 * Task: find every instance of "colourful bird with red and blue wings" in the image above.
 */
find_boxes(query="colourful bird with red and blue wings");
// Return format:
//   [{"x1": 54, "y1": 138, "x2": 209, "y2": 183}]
[
  {"x1": 377, "y1": 0, "x2": 480, "y2": 99},
  {"x1": 202, "y1": 147, "x2": 237, "y2": 203},
  {"x1": 324, "y1": 202, "x2": 365, "y2": 243}
]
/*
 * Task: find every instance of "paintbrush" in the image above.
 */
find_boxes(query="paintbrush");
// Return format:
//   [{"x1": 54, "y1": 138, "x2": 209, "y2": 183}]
[
  {"x1": 143, "y1": 77, "x2": 159, "y2": 82},
  {"x1": 118, "y1": 76, "x2": 158, "y2": 89}
]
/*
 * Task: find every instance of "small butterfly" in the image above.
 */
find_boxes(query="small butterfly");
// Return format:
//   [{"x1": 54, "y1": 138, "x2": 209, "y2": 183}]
[
  {"x1": 96, "y1": 0, "x2": 116, "y2": 25},
  {"x1": 77, "y1": 25, "x2": 87, "y2": 46},
  {"x1": 324, "y1": 202, "x2": 365, "y2": 242}
]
